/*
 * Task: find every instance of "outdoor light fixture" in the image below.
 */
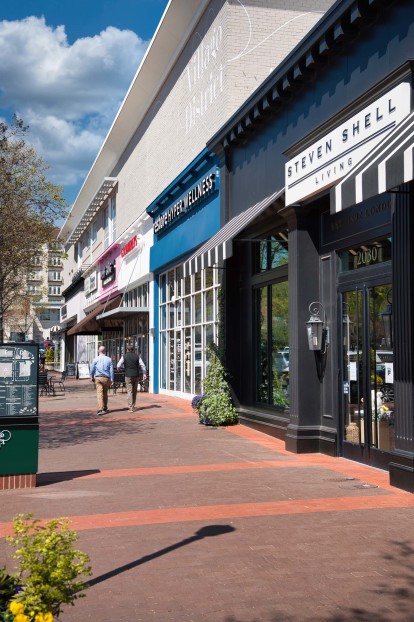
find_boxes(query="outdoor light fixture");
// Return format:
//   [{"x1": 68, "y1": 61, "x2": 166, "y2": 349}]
[
  {"x1": 306, "y1": 302, "x2": 329, "y2": 381},
  {"x1": 306, "y1": 302, "x2": 329, "y2": 352}
]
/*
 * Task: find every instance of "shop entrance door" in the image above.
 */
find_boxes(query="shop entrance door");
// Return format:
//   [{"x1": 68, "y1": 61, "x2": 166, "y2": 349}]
[{"x1": 340, "y1": 282, "x2": 395, "y2": 466}]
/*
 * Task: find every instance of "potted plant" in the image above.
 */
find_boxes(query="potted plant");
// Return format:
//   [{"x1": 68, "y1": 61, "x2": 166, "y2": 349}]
[
  {"x1": 197, "y1": 343, "x2": 238, "y2": 427},
  {"x1": 371, "y1": 391, "x2": 395, "y2": 450},
  {"x1": 44, "y1": 348, "x2": 55, "y2": 371},
  {"x1": 0, "y1": 514, "x2": 91, "y2": 622}
]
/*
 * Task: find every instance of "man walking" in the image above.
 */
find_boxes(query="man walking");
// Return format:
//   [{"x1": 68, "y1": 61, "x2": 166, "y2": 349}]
[
  {"x1": 90, "y1": 345, "x2": 114, "y2": 415},
  {"x1": 117, "y1": 343, "x2": 147, "y2": 412}
]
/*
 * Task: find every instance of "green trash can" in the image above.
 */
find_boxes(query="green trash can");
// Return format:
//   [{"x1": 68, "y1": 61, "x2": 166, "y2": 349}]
[{"x1": 0, "y1": 421, "x2": 39, "y2": 475}]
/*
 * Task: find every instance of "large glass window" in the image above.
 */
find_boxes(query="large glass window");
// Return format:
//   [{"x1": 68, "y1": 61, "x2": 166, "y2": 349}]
[
  {"x1": 103, "y1": 196, "x2": 116, "y2": 249},
  {"x1": 159, "y1": 264, "x2": 220, "y2": 395},
  {"x1": 255, "y1": 228, "x2": 289, "y2": 408},
  {"x1": 258, "y1": 230, "x2": 288, "y2": 272},
  {"x1": 256, "y1": 281, "x2": 289, "y2": 407}
]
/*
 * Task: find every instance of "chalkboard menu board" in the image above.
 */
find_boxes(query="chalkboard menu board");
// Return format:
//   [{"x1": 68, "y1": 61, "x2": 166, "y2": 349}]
[
  {"x1": 66, "y1": 363, "x2": 77, "y2": 377},
  {"x1": 0, "y1": 344, "x2": 38, "y2": 416}
]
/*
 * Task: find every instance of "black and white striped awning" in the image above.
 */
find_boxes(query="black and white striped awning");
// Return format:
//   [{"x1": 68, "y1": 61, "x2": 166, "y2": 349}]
[
  {"x1": 183, "y1": 188, "x2": 284, "y2": 277},
  {"x1": 331, "y1": 111, "x2": 414, "y2": 213}
]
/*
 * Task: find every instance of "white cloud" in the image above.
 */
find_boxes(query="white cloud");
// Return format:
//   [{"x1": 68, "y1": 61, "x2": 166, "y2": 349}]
[{"x1": 0, "y1": 16, "x2": 149, "y2": 198}]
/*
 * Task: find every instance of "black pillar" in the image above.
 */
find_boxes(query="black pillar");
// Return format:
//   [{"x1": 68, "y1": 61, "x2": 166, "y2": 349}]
[
  {"x1": 280, "y1": 205, "x2": 336, "y2": 454},
  {"x1": 389, "y1": 184, "x2": 414, "y2": 492}
]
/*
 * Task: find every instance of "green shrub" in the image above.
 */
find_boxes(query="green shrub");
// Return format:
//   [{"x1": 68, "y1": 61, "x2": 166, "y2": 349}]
[
  {"x1": 202, "y1": 343, "x2": 238, "y2": 426},
  {"x1": 0, "y1": 514, "x2": 91, "y2": 621}
]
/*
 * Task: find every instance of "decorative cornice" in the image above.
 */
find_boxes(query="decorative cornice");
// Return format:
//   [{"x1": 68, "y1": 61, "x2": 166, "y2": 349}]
[{"x1": 208, "y1": 0, "x2": 397, "y2": 155}]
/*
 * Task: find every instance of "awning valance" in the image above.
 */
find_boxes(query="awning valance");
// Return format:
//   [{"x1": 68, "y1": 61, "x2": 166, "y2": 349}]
[
  {"x1": 183, "y1": 188, "x2": 284, "y2": 277},
  {"x1": 331, "y1": 111, "x2": 414, "y2": 213},
  {"x1": 97, "y1": 306, "x2": 149, "y2": 321},
  {"x1": 66, "y1": 295, "x2": 122, "y2": 336}
]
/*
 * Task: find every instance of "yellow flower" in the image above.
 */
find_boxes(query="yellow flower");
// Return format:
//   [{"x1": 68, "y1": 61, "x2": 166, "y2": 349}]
[
  {"x1": 35, "y1": 613, "x2": 54, "y2": 622},
  {"x1": 14, "y1": 614, "x2": 30, "y2": 622},
  {"x1": 9, "y1": 601, "x2": 25, "y2": 615}
]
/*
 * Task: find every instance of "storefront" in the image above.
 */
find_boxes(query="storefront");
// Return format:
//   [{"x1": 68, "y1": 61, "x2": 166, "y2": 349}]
[
  {"x1": 97, "y1": 214, "x2": 153, "y2": 376},
  {"x1": 147, "y1": 150, "x2": 220, "y2": 397},
  {"x1": 204, "y1": 0, "x2": 414, "y2": 492}
]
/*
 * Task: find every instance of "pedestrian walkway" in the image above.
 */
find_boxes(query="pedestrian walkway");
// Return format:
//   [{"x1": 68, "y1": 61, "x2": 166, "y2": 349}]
[{"x1": 1, "y1": 379, "x2": 414, "y2": 621}]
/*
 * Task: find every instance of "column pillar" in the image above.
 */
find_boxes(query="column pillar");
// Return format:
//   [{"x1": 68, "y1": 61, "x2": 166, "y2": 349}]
[
  {"x1": 389, "y1": 184, "x2": 414, "y2": 492},
  {"x1": 280, "y1": 204, "x2": 336, "y2": 454}
]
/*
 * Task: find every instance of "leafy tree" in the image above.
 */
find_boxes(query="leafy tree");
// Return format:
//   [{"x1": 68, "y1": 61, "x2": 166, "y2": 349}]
[{"x1": 0, "y1": 117, "x2": 67, "y2": 342}]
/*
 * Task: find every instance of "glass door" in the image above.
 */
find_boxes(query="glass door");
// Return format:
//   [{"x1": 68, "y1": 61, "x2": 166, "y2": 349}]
[{"x1": 341, "y1": 284, "x2": 395, "y2": 456}]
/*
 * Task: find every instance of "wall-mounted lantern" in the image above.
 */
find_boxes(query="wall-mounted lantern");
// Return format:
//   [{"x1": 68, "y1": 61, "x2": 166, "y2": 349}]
[
  {"x1": 306, "y1": 302, "x2": 329, "y2": 352},
  {"x1": 306, "y1": 301, "x2": 329, "y2": 381}
]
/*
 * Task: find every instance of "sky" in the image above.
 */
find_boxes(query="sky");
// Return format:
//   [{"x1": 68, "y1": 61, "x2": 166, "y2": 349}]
[{"x1": 0, "y1": 0, "x2": 169, "y2": 207}]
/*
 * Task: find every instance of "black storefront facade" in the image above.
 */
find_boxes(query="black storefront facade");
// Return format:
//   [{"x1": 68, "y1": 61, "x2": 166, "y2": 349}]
[{"x1": 197, "y1": 0, "x2": 414, "y2": 492}]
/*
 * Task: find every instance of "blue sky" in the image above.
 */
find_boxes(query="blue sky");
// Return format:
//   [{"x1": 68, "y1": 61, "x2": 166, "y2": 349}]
[{"x1": 0, "y1": 0, "x2": 169, "y2": 207}]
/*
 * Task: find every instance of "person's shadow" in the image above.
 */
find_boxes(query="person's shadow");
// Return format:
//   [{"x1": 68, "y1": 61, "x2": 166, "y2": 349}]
[{"x1": 85, "y1": 524, "x2": 236, "y2": 588}]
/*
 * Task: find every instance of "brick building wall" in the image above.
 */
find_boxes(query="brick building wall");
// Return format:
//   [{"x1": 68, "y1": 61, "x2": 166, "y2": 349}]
[{"x1": 112, "y1": 0, "x2": 335, "y2": 238}]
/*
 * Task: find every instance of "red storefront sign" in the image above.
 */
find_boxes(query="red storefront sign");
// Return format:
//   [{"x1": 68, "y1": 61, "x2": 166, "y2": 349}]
[{"x1": 121, "y1": 235, "x2": 138, "y2": 257}]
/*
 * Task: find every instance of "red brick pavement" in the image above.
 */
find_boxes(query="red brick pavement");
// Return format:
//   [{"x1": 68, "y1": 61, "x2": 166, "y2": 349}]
[{"x1": 0, "y1": 378, "x2": 413, "y2": 621}]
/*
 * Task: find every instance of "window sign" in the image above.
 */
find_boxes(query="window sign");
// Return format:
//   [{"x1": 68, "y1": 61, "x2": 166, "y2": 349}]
[{"x1": 339, "y1": 239, "x2": 391, "y2": 272}]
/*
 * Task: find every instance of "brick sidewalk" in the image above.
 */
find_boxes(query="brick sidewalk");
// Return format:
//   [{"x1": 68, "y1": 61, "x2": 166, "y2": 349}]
[{"x1": 1, "y1": 379, "x2": 414, "y2": 621}]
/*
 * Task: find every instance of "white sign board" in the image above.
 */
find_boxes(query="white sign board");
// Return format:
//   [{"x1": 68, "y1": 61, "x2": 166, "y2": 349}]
[
  {"x1": 384, "y1": 363, "x2": 394, "y2": 385},
  {"x1": 349, "y1": 361, "x2": 357, "y2": 382},
  {"x1": 77, "y1": 363, "x2": 90, "y2": 379},
  {"x1": 285, "y1": 82, "x2": 411, "y2": 206}
]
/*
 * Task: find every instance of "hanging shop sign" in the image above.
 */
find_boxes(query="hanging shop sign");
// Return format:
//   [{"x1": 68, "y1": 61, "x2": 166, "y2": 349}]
[
  {"x1": 285, "y1": 82, "x2": 411, "y2": 206},
  {"x1": 153, "y1": 172, "x2": 216, "y2": 235},
  {"x1": 101, "y1": 261, "x2": 116, "y2": 286}
]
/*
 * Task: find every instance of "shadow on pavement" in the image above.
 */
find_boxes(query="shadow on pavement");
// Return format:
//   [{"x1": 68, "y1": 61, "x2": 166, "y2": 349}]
[
  {"x1": 86, "y1": 524, "x2": 236, "y2": 588},
  {"x1": 37, "y1": 469, "x2": 101, "y2": 486},
  {"x1": 39, "y1": 418, "x2": 155, "y2": 450},
  {"x1": 223, "y1": 540, "x2": 414, "y2": 622}
]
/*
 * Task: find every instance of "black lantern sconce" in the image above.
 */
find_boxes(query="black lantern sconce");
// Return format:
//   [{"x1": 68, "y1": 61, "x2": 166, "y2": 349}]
[{"x1": 306, "y1": 301, "x2": 329, "y2": 381}]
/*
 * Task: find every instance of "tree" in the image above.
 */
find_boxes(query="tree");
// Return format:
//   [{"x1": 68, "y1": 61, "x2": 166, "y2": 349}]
[{"x1": 0, "y1": 116, "x2": 68, "y2": 342}]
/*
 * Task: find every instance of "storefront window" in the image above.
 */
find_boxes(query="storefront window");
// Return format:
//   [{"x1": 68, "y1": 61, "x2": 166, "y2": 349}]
[
  {"x1": 123, "y1": 314, "x2": 149, "y2": 369},
  {"x1": 256, "y1": 281, "x2": 289, "y2": 408},
  {"x1": 159, "y1": 264, "x2": 220, "y2": 395},
  {"x1": 258, "y1": 230, "x2": 288, "y2": 272}
]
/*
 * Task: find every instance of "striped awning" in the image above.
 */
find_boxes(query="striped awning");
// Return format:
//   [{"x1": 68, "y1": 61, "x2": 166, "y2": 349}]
[
  {"x1": 331, "y1": 111, "x2": 414, "y2": 213},
  {"x1": 183, "y1": 188, "x2": 284, "y2": 277},
  {"x1": 50, "y1": 325, "x2": 63, "y2": 333}
]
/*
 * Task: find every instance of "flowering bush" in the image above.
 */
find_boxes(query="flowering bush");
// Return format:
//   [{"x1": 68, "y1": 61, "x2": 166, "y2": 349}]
[
  {"x1": 191, "y1": 394, "x2": 206, "y2": 411},
  {"x1": 0, "y1": 514, "x2": 92, "y2": 622}
]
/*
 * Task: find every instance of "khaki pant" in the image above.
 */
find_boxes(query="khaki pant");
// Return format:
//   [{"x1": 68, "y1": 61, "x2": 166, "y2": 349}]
[
  {"x1": 125, "y1": 376, "x2": 139, "y2": 408},
  {"x1": 95, "y1": 376, "x2": 110, "y2": 411}
]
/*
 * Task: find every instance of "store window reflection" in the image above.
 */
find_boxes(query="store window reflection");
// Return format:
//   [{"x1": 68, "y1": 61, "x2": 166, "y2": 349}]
[
  {"x1": 255, "y1": 229, "x2": 289, "y2": 409},
  {"x1": 342, "y1": 285, "x2": 395, "y2": 452},
  {"x1": 159, "y1": 264, "x2": 220, "y2": 395}
]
